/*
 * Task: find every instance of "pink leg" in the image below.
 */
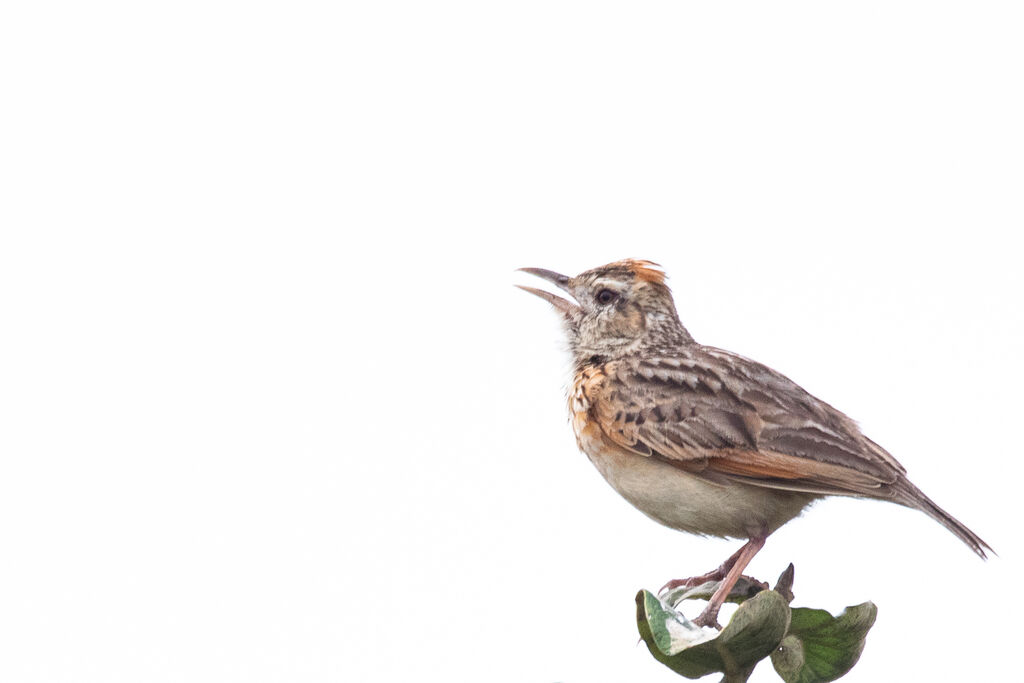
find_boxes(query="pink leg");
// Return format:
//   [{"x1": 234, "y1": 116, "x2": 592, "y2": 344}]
[
  {"x1": 659, "y1": 544, "x2": 748, "y2": 593},
  {"x1": 692, "y1": 535, "x2": 767, "y2": 629}
]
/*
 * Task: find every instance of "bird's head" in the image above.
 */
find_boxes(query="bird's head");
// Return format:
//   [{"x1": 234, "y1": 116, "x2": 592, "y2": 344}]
[{"x1": 518, "y1": 259, "x2": 693, "y2": 362}]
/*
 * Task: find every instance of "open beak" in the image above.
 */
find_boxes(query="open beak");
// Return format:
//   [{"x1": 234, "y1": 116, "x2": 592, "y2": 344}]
[{"x1": 516, "y1": 267, "x2": 581, "y2": 318}]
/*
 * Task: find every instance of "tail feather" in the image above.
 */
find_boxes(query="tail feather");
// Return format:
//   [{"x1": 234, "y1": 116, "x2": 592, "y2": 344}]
[{"x1": 896, "y1": 480, "x2": 993, "y2": 559}]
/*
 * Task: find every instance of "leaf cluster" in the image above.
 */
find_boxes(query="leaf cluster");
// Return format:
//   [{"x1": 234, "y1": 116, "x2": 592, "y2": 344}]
[{"x1": 635, "y1": 566, "x2": 876, "y2": 683}]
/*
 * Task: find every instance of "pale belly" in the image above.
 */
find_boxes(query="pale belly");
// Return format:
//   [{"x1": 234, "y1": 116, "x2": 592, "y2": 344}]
[
  {"x1": 568, "y1": 367, "x2": 816, "y2": 539},
  {"x1": 583, "y1": 440, "x2": 817, "y2": 539}
]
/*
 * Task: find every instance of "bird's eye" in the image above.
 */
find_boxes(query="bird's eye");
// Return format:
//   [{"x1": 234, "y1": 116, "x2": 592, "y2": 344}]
[{"x1": 596, "y1": 289, "x2": 616, "y2": 305}]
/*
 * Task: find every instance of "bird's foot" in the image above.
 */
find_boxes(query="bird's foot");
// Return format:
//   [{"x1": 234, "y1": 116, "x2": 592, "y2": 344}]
[
  {"x1": 663, "y1": 573, "x2": 768, "y2": 631},
  {"x1": 658, "y1": 568, "x2": 727, "y2": 594},
  {"x1": 691, "y1": 606, "x2": 723, "y2": 630},
  {"x1": 658, "y1": 544, "x2": 751, "y2": 595},
  {"x1": 661, "y1": 536, "x2": 769, "y2": 632}
]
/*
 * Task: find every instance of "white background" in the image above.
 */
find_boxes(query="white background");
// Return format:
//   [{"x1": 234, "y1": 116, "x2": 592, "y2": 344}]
[{"x1": 1, "y1": 2, "x2": 1021, "y2": 682}]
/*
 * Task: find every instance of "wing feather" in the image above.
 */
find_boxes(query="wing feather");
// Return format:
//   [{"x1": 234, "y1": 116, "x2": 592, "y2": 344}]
[{"x1": 593, "y1": 346, "x2": 906, "y2": 498}]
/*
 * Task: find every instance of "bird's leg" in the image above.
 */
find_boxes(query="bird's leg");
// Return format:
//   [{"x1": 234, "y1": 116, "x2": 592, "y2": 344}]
[
  {"x1": 692, "y1": 535, "x2": 767, "y2": 630},
  {"x1": 658, "y1": 544, "x2": 748, "y2": 593}
]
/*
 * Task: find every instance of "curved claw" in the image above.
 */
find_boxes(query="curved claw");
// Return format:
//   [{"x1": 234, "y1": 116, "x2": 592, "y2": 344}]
[{"x1": 659, "y1": 572, "x2": 724, "y2": 595}]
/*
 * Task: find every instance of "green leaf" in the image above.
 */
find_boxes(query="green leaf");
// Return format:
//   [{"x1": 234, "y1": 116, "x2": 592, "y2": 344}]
[
  {"x1": 636, "y1": 589, "x2": 792, "y2": 681},
  {"x1": 770, "y1": 602, "x2": 877, "y2": 683}
]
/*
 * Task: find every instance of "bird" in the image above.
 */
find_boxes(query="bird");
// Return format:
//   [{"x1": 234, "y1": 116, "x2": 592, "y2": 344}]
[{"x1": 517, "y1": 258, "x2": 991, "y2": 629}]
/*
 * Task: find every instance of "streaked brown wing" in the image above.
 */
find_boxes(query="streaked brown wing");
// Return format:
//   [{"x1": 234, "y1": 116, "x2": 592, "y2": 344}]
[{"x1": 593, "y1": 346, "x2": 905, "y2": 498}]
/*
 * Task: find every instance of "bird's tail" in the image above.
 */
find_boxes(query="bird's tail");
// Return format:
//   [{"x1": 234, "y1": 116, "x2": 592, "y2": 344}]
[{"x1": 895, "y1": 480, "x2": 993, "y2": 559}]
